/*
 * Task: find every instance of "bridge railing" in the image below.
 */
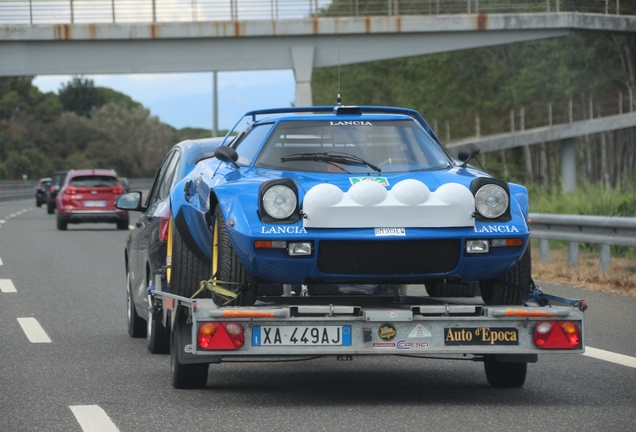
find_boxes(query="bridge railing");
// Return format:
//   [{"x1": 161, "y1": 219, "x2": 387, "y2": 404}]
[
  {"x1": 0, "y1": 0, "x2": 633, "y2": 25},
  {"x1": 440, "y1": 91, "x2": 635, "y2": 144},
  {"x1": 529, "y1": 212, "x2": 636, "y2": 271}
]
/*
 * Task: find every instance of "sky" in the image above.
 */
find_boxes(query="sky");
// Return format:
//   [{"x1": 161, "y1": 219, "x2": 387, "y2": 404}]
[{"x1": 33, "y1": 70, "x2": 297, "y2": 131}]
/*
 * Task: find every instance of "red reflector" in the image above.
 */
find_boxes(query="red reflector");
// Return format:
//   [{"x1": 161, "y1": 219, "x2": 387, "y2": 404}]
[
  {"x1": 112, "y1": 188, "x2": 123, "y2": 194},
  {"x1": 254, "y1": 240, "x2": 273, "y2": 249},
  {"x1": 159, "y1": 217, "x2": 170, "y2": 242},
  {"x1": 197, "y1": 322, "x2": 244, "y2": 351},
  {"x1": 158, "y1": 206, "x2": 171, "y2": 242},
  {"x1": 64, "y1": 189, "x2": 77, "y2": 195},
  {"x1": 506, "y1": 238, "x2": 523, "y2": 246},
  {"x1": 534, "y1": 321, "x2": 580, "y2": 349}
]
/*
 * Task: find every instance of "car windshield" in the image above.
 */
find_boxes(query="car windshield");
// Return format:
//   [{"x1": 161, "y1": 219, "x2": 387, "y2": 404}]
[
  {"x1": 69, "y1": 176, "x2": 119, "y2": 187},
  {"x1": 254, "y1": 120, "x2": 451, "y2": 173}
]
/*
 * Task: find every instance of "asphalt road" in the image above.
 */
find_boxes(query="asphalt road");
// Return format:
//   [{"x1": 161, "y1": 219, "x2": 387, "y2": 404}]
[{"x1": 1, "y1": 200, "x2": 635, "y2": 432}]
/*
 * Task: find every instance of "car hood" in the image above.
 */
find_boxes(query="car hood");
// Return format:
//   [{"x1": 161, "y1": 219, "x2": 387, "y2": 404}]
[{"x1": 219, "y1": 167, "x2": 484, "y2": 229}]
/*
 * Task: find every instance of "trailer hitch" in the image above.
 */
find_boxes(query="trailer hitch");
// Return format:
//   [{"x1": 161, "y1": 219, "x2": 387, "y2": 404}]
[
  {"x1": 529, "y1": 281, "x2": 588, "y2": 311},
  {"x1": 497, "y1": 279, "x2": 587, "y2": 311}
]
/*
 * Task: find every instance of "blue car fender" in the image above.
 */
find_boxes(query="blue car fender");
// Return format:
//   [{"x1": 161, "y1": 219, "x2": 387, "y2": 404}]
[{"x1": 170, "y1": 176, "x2": 212, "y2": 262}]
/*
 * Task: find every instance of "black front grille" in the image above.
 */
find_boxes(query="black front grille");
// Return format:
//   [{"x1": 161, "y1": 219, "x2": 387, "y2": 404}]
[{"x1": 318, "y1": 239, "x2": 461, "y2": 275}]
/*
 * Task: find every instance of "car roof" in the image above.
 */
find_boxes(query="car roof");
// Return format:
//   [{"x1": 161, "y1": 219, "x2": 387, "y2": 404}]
[
  {"x1": 67, "y1": 169, "x2": 118, "y2": 178},
  {"x1": 223, "y1": 105, "x2": 442, "y2": 147},
  {"x1": 39, "y1": 177, "x2": 52, "y2": 182},
  {"x1": 175, "y1": 137, "x2": 224, "y2": 165}
]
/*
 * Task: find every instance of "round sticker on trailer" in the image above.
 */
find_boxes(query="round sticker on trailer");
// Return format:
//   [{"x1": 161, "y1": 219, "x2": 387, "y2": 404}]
[{"x1": 378, "y1": 323, "x2": 397, "y2": 341}]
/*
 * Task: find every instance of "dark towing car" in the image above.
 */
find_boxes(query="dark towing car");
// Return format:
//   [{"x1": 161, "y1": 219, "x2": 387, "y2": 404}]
[{"x1": 115, "y1": 137, "x2": 223, "y2": 354}]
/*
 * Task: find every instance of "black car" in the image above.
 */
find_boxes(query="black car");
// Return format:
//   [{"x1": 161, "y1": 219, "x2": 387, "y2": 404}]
[
  {"x1": 46, "y1": 170, "x2": 68, "y2": 214},
  {"x1": 34, "y1": 177, "x2": 51, "y2": 207},
  {"x1": 116, "y1": 137, "x2": 223, "y2": 353}
]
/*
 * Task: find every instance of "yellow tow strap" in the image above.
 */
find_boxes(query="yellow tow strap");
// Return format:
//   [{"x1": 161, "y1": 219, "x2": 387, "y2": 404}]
[{"x1": 191, "y1": 277, "x2": 243, "y2": 306}]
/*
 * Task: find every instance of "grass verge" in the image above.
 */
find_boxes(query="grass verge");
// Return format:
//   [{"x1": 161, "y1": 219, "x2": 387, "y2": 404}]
[{"x1": 532, "y1": 247, "x2": 636, "y2": 297}]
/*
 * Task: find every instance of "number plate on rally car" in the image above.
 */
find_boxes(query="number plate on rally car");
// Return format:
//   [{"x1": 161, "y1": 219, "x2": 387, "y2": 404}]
[{"x1": 252, "y1": 325, "x2": 352, "y2": 346}]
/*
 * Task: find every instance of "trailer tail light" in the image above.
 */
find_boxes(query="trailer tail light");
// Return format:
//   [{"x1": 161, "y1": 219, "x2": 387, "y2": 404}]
[
  {"x1": 198, "y1": 322, "x2": 244, "y2": 350},
  {"x1": 534, "y1": 321, "x2": 580, "y2": 349}
]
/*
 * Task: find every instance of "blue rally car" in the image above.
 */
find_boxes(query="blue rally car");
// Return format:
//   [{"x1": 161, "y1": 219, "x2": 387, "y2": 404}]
[{"x1": 158, "y1": 106, "x2": 531, "y2": 307}]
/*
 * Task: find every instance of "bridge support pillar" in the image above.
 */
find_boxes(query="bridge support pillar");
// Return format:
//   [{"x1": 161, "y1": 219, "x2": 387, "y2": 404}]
[
  {"x1": 561, "y1": 138, "x2": 577, "y2": 192},
  {"x1": 291, "y1": 45, "x2": 315, "y2": 107}
]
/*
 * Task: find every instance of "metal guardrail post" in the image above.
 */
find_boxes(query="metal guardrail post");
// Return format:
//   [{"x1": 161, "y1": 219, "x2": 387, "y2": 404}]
[
  {"x1": 568, "y1": 241, "x2": 579, "y2": 266},
  {"x1": 539, "y1": 239, "x2": 550, "y2": 261},
  {"x1": 599, "y1": 244, "x2": 611, "y2": 271}
]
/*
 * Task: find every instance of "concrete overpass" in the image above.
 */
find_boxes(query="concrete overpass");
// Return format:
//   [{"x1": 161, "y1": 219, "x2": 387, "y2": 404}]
[{"x1": 2, "y1": 12, "x2": 636, "y2": 106}]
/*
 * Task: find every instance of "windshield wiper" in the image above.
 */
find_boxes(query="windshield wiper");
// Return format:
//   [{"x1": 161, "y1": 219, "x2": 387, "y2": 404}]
[{"x1": 280, "y1": 151, "x2": 381, "y2": 173}]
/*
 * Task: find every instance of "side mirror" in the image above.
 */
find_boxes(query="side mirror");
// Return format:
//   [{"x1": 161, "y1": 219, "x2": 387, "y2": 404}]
[
  {"x1": 214, "y1": 146, "x2": 239, "y2": 167},
  {"x1": 457, "y1": 143, "x2": 480, "y2": 168},
  {"x1": 116, "y1": 191, "x2": 144, "y2": 212}
]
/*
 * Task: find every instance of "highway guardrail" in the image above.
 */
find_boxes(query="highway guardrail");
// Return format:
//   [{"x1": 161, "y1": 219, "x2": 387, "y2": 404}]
[{"x1": 529, "y1": 212, "x2": 636, "y2": 271}]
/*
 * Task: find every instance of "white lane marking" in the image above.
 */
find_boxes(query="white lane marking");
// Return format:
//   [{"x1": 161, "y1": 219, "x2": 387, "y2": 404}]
[
  {"x1": 0, "y1": 219, "x2": 5, "y2": 223},
  {"x1": 70, "y1": 405, "x2": 120, "y2": 432},
  {"x1": 585, "y1": 346, "x2": 636, "y2": 369},
  {"x1": 17, "y1": 317, "x2": 52, "y2": 343},
  {"x1": 0, "y1": 257, "x2": 3, "y2": 265},
  {"x1": 9, "y1": 213, "x2": 16, "y2": 217},
  {"x1": 0, "y1": 279, "x2": 17, "y2": 292}
]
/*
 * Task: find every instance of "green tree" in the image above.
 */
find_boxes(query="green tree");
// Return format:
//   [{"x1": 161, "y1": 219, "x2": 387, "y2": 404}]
[{"x1": 58, "y1": 77, "x2": 105, "y2": 118}]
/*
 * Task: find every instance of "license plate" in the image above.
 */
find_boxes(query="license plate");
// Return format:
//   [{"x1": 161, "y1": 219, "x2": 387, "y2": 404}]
[
  {"x1": 374, "y1": 227, "x2": 405, "y2": 236},
  {"x1": 84, "y1": 200, "x2": 106, "y2": 207},
  {"x1": 252, "y1": 325, "x2": 352, "y2": 346},
  {"x1": 444, "y1": 327, "x2": 519, "y2": 346}
]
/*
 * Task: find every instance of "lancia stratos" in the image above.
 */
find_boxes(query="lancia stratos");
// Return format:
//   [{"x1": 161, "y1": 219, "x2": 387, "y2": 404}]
[{"x1": 156, "y1": 106, "x2": 532, "y2": 306}]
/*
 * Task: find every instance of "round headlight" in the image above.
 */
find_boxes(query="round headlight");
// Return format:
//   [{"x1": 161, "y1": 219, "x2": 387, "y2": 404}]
[
  {"x1": 262, "y1": 185, "x2": 297, "y2": 219},
  {"x1": 475, "y1": 184, "x2": 508, "y2": 218}
]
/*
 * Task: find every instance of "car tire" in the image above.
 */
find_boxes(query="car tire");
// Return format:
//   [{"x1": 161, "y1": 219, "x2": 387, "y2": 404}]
[
  {"x1": 425, "y1": 282, "x2": 479, "y2": 297},
  {"x1": 484, "y1": 355, "x2": 528, "y2": 388},
  {"x1": 117, "y1": 219, "x2": 129, "y2": 230},
  {"x1": 480, "y1": 248, "x2": 531, "y2": 305},
  {"x1": 147, "y1": 294, "x2": 170, "y2": 354},
  {"x1": 167, "y1": 218, "x2": 211, "y2": 298},
  {"x1": 47, "y1": 202, "x2": 55, "y2": 214},
  {"x1": 214, "y1": 206, "x2": 257, "y2": 306},
  {"x1": 127, "y1": 272, "x2": 146, "y2": 338},
  {"x1": 56, "y1": 214, "x2": 68, "y2": 231},
  {"x1": 36, "y1": 201, "x2": 41, "y2": 207},
  {"x1": 171, "y1": 316, "x2": 208, "y2": 389}
]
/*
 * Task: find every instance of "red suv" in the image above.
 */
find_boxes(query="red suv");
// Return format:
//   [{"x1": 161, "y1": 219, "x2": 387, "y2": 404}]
[{"x1": 56, "y1": 169, "x2": 129, "y2": 230}]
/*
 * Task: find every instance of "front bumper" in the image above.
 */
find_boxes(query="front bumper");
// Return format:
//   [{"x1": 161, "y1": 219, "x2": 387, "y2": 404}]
[{"x1": 229, "y1": 226, "x2": 529, "y2": 285}]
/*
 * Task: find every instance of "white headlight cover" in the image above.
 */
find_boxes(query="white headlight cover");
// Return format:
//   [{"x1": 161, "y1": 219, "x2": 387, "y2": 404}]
[
  {"x1": 475, "y1": 184, "x2": 508, "y2": 218},
  {"x1": 262, "y1": 185, "x2": 297, "y2": 219}
]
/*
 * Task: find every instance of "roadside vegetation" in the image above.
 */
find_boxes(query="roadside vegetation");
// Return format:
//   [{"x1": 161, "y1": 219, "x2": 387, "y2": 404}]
[{"x1": 0, "y1": 77, "x2": 213, "y2": 179}]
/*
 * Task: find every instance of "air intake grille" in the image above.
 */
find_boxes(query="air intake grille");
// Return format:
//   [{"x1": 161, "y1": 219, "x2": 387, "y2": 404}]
[{"x1": 318, "y1": 239, "x2": 460, "y2": 275}]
